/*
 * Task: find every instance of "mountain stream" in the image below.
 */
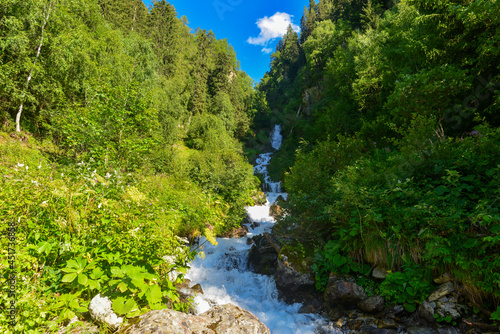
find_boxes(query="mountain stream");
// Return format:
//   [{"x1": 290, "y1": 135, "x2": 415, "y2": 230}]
[{"x1": 186, "y1": 125, "x2": 338, "y2": 333}]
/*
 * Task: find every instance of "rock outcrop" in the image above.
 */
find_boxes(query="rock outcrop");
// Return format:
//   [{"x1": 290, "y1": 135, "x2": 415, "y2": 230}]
[
  {"x1": 124, "y1": 303, "x2": 270, "y2": 334},
  {"x1": 248, "y1": 235, "x2": 278, "y2": 275}
]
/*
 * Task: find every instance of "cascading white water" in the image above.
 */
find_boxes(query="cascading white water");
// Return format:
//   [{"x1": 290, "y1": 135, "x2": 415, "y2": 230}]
[
  {"x1": 270, "y1": 124, "x2": 283, "y2": 150},
  {"x1": 186, "y1": 125, "x2": 338, "y2": 334}
]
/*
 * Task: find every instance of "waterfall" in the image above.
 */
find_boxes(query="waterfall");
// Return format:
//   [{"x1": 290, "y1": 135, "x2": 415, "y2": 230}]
[
  {"x1": 185, "y1": 125, "x2": 337, "y2": 333},
  {"x1": 270, "y1": 124, "x2": 283, "y2": 150}
]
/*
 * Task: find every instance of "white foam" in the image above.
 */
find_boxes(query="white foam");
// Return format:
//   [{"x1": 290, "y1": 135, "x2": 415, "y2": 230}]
[{"x1": 186, "y1": 131, "x2": 338, "y2": 333}]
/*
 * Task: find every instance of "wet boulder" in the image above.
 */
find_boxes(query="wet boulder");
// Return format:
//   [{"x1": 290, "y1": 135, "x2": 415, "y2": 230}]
[
  {"x1": 248, "y1": 235, "x2": 278, "y2": 275},
  {"x1": 275, "y1": 258, "x2": 315, "y2": 291}
]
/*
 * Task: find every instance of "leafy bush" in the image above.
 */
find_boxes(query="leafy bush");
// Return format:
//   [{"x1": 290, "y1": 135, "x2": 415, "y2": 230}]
[{"x1": 0, "y1": 135, "x2": 245, "y2": 332}]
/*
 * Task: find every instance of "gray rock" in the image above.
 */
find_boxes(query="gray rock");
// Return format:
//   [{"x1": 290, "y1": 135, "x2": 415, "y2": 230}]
[
  {"x1": 298, "y1": 304, "x2": 317, "y2": 314},
  {"x1": 275, "y1": 258, "x2": 314, "y2": 291},
  {"x1": 428, "y1": 282, "x2": 455, "y2": 302},
  {"x1": 248, "y1": 236, "x2": 278, "y2": 275},
  {"x1": 348, "y1": 317, "x2": 378, "y2": 331},
  {"x1": 125, "y1": 303, "x2": 270, "y2": 334},
  {"x1": 202, "y1": 304, "x2": 271, "y2": 334},
  {"x1": 407, "y1": 327, "x2": 437, "y2": 334},
  {"x1": 377, "y1": 318, "x2": 398, "y2": 329},
  {"x1": 359, "y1": 295, "x2": 385, "y2": 313},
  {"x1": 435, "y1": 301, "x2": 461, "y2": 320},
  {"x1": 372, "y1": 266, "x2": 389, "y2": 280},
  {"x1": 324, "y1": 274, "x2": 368, "y2": 307},
  {"x1": 358, "y1": 327, "x2": 397, "y2": 334},
  {"x1": 438, "y1": 327, "x2": 459, "y2": 334},
  {"x1": 419, "y1": 300, "x2": 437, "y2": 323}
]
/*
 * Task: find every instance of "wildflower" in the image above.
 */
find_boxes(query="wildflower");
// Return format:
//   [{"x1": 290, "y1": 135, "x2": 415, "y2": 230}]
[
  {"x1": 105, "y1": 173, "x2": 112, "y2": 179},
  {"x1": 470, "y1": 130, "x2": 480, "y2": 136},
  {"x1": 98, "y1": 203, "x2": 102, "y2": 209},
  {"x1": 31, "y1": 180, "x2": 39, "y2": 186},
  {"x1": 16, "y1": 163, "x2": 24, "y2": 168},
  {"x1": 60, "y1": 241, "x2": 72, "y2": 252},
  {"x1": 26, "y1": 166, "x2": 29, "y2": 170},
  {"x1": 77, "y1": 161, "x2": 84, "y2": 166}
]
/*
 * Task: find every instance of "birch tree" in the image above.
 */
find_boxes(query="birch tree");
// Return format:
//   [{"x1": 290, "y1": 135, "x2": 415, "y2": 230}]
[{"x1": 16, "y1": 0, "x2": 53, "y2": 132}]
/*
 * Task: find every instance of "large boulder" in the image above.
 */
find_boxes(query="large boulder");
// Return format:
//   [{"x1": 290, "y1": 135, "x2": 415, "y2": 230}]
[
  {"x1": 324, "y1": 273, "x2": 368, "y2": 307},
  {"x1": 275, "y1": 258, "x2": 315, "y2": 292},
  {"x1": 124, "y1": 303, "x2": 270, "y2": 334},
  {"x1": 275, "y1": 258, "x2": 317, "y2": 304},
  {"x1": 359, "y1": 295, "x2": 385, "y2": 313},
  {"x1": 248, "y1": 235, "x2": 278, "y2": 275},
  {"x1": 269, "y1": 203, "x2": 283, "y2": 219}
]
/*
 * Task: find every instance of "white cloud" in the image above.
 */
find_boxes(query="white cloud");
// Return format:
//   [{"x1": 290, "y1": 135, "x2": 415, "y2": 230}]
[
  {"x1": 247, "y1": 12, "x2": 300, "y2": 48},
  {"x1": 261, "y1": 47, "x2": 273, "y2": 54}
]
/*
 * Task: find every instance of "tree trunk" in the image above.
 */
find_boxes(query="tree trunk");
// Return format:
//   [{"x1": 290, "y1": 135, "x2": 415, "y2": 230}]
[{"x1": 16, "y1": 1, "x2": 53, "y2": 132}]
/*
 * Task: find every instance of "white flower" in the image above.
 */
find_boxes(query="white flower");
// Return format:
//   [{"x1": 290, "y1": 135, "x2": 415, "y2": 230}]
[
  {"x1": 31, "y1": 180, "x2": 39, "y2": 186},
  {"x1": 105, "y1": 173, "x2": 112, "y2": 179},
  {"x1": 61, "y1": 173, "x2": 64, "y2": 177},
  {"x1": 60, "y1": 241, "x2": 72, "y2": 252},
  {"x1": 98, "y1": 203, "x2": 102, "y2": 209},
  {"x1": 26, "y1": 166, "x2": 29, "y2": 170},
  {"x1": 77, "y1": 161, "x2": 85, "y2": 166}
]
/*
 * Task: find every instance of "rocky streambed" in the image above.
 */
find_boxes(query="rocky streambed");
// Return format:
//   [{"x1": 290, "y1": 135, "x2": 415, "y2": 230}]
[{"x1": 247, "y1": 217, "x2": 499, "y2": 334}]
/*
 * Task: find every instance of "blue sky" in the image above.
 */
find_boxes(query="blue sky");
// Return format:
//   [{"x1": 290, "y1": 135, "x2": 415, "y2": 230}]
[{"x1": 142, "y1": 1, "x2": 308, "y2": 84}]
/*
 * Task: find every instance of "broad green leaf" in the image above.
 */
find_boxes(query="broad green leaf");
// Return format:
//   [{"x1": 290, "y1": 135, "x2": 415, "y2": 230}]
[
  {"x1": 59, "y1": 308, "x2": 76, "y2": 321},
  {"x1": 88, "y1": 279, "x2": 100, "y2": 291},
  {"x1": 112, "y1": 297, "x2": 138, "y2": 315},
  {"x1": 117, "y1": 282, "x2": 128, "y2": 293},
  {"x1": 61, "y1": 273, "x2": 78, "y2": 283},
  {"x1": 90, "y1": 267, "x2": 103, "y2": 280},
  {"x1": 111, "y1": 267, "x2": 124, "y2": 278},
  {"x1": 145, "y1": 285, "x2": 162, "y2": 305},
  {"x1": 78, "y1": 273, "x2": 88, "y2": 286}
]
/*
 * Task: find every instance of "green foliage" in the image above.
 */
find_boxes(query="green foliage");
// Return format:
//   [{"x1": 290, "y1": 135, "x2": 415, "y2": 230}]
[
  {"x1": 312, "y1": 240, "x2": 371, "y2": 291},
  {"x1": 0, "y1": 0, "x2": 259, "y2": 331},
  {"x1": 0, "y1": 135, "x2": 253, "y2": 331},
  {"x1": 378, "y1": 265, "x2": 433, "y2": 312},
  {"x1": 258, "y1": 0, "x2": 500, "y2": 312}
]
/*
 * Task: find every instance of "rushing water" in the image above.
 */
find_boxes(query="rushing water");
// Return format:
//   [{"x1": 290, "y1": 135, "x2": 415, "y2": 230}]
[{"x1": 186, "y1": 125, "x2": 337, "y2": 334}]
